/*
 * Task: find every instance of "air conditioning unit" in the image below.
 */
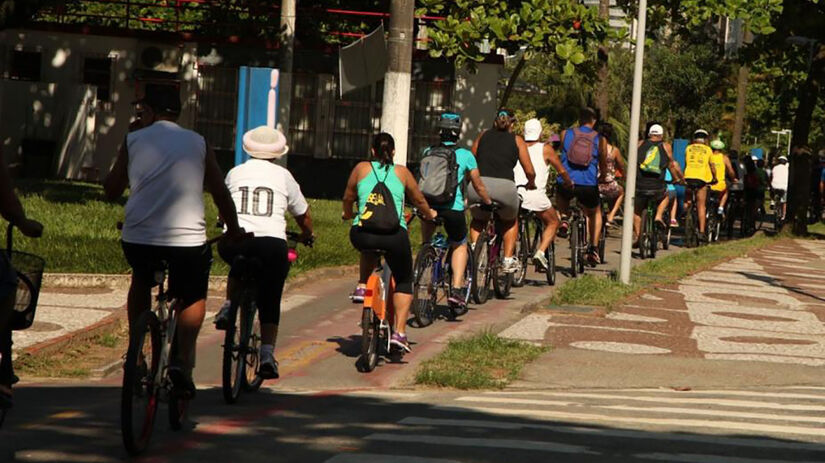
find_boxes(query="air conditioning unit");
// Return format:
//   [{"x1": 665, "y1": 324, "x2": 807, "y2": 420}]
[{"x1": 136, "y1": 44, "x2": 182, "y2": 73}]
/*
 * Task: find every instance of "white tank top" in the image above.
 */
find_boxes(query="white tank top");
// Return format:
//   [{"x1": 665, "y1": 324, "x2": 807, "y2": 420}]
[
  {"x1": 122, "y1": 121, "x2": 207, "y2": 247},
  {"x1": 224, "y1": 159, "x2": 309, "y2": 240},
  {"x1": 513, "y1": 142, "x2": 549, "y2": 190}
]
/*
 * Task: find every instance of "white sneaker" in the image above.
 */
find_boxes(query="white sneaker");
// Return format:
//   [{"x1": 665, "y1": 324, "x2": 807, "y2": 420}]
[
  {"x1": 502, "y1": 257, "x2": 520, "y2": 274},
  {"x1": 533, "y1": 251, "x2": 548, "y2": 270}
]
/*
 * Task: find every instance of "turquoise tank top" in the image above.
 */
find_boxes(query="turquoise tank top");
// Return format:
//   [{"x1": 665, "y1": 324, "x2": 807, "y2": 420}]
[{"x1": 354, "y1": 162, "x2": 407, "y2": 230}]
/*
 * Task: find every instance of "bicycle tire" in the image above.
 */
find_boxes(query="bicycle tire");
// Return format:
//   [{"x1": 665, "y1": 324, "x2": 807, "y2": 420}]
[
  {"x1": 577, "y1": 219, "x2": 587, "y2": 274},
  {"x1": 221, "y1": 301, "x2": 243, "y2": 404},
  {"x1": 685, "y1": 207, "x2": 698, "y2": 248},
  {"x1": 639, "y1": 209, "x2": 649, "y2": 260},
  {"x1": 570, "y1": 217, "x2": 579, "y2": 277},
  {"x1": 121, "y1": 310, "x2": 161, "y2": 455},
  {"x1": 358, "y1": 308, "x2": 379, "y2": 372},
  {"x1": 241, "y1": 303, "x2": 263, "y2": 392},
  {"x1": 492, "y1": 235, "x2": 512, "y2": 299},
  {"x1": 471, "y1": 233, "x2": 491, "y2": 304},
  {"x1": 650, "y1": 216, "x2": 658, "y2": 259},
  {"x1": 512, "y1": 221, "x2": 529, "y2": 288},
  {"x1": 448, "y1": 244, "x2": 473, "y2": 318},
  {"x1": 412, "y1": 245, "x2": 437, "y2": 328},
  {"x1": 168, "y1": 391, "x2": 188, "y2": 431},
  {"x1": 546, "y1": 242, "x2": 556, "y2": 286},
  {"x1": 531, "y1": 217, "x2": 542, "y2": 271},
  {"x1": 598, "y1": 216, "x2": 607, "y2": 264}
]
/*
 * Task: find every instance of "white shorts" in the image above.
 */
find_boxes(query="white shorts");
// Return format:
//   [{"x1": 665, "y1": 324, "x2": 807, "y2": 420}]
[{"x1": 518, "y1": 188, "x2": 553, "y2": 212}]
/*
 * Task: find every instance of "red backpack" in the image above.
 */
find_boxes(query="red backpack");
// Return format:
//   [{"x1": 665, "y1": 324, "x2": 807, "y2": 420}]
[{"x1": 566, "y1": 128, "x2": 598, "y2": 168}]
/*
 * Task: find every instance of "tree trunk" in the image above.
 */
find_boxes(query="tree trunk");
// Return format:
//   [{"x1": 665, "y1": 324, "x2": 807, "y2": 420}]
[
  {"x1": 787, "y1": 47, "x2": 825, "y2": 235},
  {"x1": 380, "y1": 0, "x2": 414, "y2": 164},
  {"x1": 595, "y1": 0, "x2": 610, "y2": 120},
  {"x1": 499, "y1": 54, "x2": 526, "y2": 109}
]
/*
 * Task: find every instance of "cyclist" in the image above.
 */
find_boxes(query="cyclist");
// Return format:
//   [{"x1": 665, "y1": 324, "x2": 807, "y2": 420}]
[
  {"x1": 682, "y1": 129, "x2": 718, "y2": 242},
  {"x1": 469, "y1": 109, "x2": 536, "y2": 273},
  {"x1": 0, "y1": 155, "x2": 44, "y2": 410},
  {"x1": 770, "y1": 155, "x2": 789, "y2": 221},
  {"x1": 709, "y1": 140, "x2": 738, "y2": 217},
  {"x1": 726, "y1": 150, "x2": 747, "y2": 227},
  {"x1": 213, "y1": 126, "x2": 314, "y2": 379},
  {"x1": 104, "y1": 84, "x2": 244, "y2": 397},
  {"x1": 514, "y1": 118, "x2": 571, "y2": 270},
  {"x1": 419, "y1": 112, "x2": 492, "y2": 308},
  {"x1": 555, "y1": 108, "x2": 607, "y2": 266},
  {"x1": 633, "y1": 123, "x2": 684, "y2": 242},
  {"x1": 342, "y1": 133, "x2": 436, "y2": 352},
  {"x1": 597, "y1": 122, "x2": 626, "y2": 228}
]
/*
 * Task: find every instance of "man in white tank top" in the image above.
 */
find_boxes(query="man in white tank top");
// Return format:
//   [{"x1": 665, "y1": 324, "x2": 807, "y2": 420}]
[
  {"x1": 514, "y1": 119, "x2": 572, "y2": 269},
  {"x1": 104, "y1": 84, "x2": 243, "y2": 397}
]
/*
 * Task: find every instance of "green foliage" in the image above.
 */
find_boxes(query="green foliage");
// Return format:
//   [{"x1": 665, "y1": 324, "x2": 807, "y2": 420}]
[
  {"x1": 418, "y1": 0, "x2": 612, "y2": 77},
  {"x1": 616, "y1": 0, "x2": 783, "y2": 37}
]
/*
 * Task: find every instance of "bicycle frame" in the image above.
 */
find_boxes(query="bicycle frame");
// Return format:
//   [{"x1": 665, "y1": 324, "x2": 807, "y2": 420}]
[
  {"x1": 152, "y1": 272, "x2": 178, "y2": 400},
  {"x1": 364, "y1": 257, "x2": 396, "y2": 353}
]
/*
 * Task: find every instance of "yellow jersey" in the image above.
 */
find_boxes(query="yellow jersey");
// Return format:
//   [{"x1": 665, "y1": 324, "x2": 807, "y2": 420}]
[
  {"x1": 684, "y1": 143, "x2": 713, "y2": 183},
  {"x1": 709, "y1": 151, "x2": 727, "y2": 192}
]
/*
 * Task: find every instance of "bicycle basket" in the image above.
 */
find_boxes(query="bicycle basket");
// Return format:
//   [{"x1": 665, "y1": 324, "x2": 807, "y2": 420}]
[{"x1": 6, "y1": 250, "x2": 45, "y2": 331}]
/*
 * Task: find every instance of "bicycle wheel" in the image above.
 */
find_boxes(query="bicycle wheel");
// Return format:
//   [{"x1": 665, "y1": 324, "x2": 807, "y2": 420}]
[
  {"x1": 121, "y1": 310, "x2": 161, "y2": 455},
  {"x1": 570, "y1": 218, "x2": 579, "y2": 277},
  {"x1": 577, "y1": 220, "x2": 587, "y2": 274},
  {"x1": 448, "y1": 245, "x2": 473, "y2": 318},
  {"x1": 639, "y1": 210, "x2": 649, "y2": 260},
  {"x1": 412, "y1": 245, "x2": 437, "y2": 327},
  {"x1": 663, "y1": 225, "x2": 671, "y2": 250},
  {"x1": 512, "y1": 221, "x2": 529, "y2": 288},
  {"x1": 241, "y1": 303, "x2": 263, "y2": 392},
  {"x1": 168, "y1": 391, "x2": 188, "y2": 431},
  {"x1": 685, "y1": 207, "x2": 698, "y2": 248},
  {"x1": 358, "y1": 308, "x2": 379, "y2": 372},
  {"x1": 755, "y1": 206, "x2": 765, "y2": 232},
  {"x1": 471, "y1": 233, "x2": 491, "y2": 304},
  {"x1": 531, "y1": 218, "x2": 542, "y2": 271},
  {"x1": 493, "y1": 235, "x2": 512, "y2": 299},
  {"x1": 650, "y1": 217, "x2": 658, "y2": 259},
  {"x1": 221, "y1": 301, "x2": 243, "y2": 404},
  {"x1": 545, "y1": 242, "x2": 556, "y2": 286}
]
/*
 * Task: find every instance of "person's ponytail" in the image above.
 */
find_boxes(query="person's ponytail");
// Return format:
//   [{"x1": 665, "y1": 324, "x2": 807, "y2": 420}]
[{"x1": 371, "y1": 132, "x2": 395, "y2": 166}]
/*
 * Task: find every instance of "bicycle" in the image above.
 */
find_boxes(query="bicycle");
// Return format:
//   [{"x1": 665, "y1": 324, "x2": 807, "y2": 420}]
[
  {"x1": 568, "y1": 198, "x2": 588, "y2": 277},
  {"x1": 515, "y1": 206, "x2": 555, "y2": 286},
  {"x1": 0, "y1": 223, "x2": 45, "y2": 430},
  {"x1": 637, "y1": 191, "x2": 662, "y2": 260},
  {"x1": 411, "y1": 216, "x2": 474, "y2": 327},
  {"x1": 771, "y1": 189, "x2": 787, "y2": 233},
  {"x1": 683, "y1": 181, "x2": 708, "y2": 248},
  {"x1": 726, "y1": 189, "x2": 746, "y2": 238},
  {"x1": 120, "y1": 228, "x2": 224, "y2": 455},
  {"x1": 597, "y1": 195, "x2": 609, "y2": 264},
  {"x1": 470, "y1": 203, "x2": 511, "y2": 303},
  {"x1": 706, "y1": 192, "x2": 723, "y2": 243},
  {"x1": 221, "y1": 231, "x2": 312, "y2": 404}
]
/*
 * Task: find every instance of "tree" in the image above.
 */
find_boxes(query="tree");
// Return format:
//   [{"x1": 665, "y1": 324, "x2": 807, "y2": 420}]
[
  {"x1": 417, "y1": 0, "x2": 612, "y2": 108},
  {"x1": 0, "y1": 0, "x2": 60, "y2": 29}
]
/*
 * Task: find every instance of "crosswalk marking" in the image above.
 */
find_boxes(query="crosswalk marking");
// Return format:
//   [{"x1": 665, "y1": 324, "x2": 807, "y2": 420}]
[
  {"x1": 325, "y1": 454, "x2": 460, "y2": 463},
  {"x1": 365, "y1": 433, "x2": 598, "y2": 455},
  {"x1": 455, "y1": 397, "x2": 575, "y2": 407},
  {"x1": 479, "y1": 391, "x2": 825, "y2": 412},
  {"x1": 634, "y1": 453, "x2": 822, "y2": 463},
  {"x1": 629, "y1": 388, "x2": 825, "y2": 401},
  {"x1": 598, "y1": 405, "x2": 825, "y2": 424}
]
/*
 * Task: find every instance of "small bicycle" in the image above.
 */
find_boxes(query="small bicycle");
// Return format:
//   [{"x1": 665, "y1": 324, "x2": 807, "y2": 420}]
[
  {"x1": 637, "y1": 191, "x2": 662, "y2": 260},
  {"x1": 411, "y1": 215, "x2": 473, "y2": 327},
  {"x1": 515, "y1": 206, "x2": 555, "y2": 286},
  {"x1": 470, "y1": 203, "x2": 511, "y2": 303},
  {"x1": 221, "y1": 231, "x2": 312, "y2": 404},
  {"x1": 357, "y1": 249, "x2": 404, "y2": 372}
]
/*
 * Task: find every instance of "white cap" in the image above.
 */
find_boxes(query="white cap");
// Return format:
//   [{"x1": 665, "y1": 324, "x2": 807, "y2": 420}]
[
  {"x1": 243, "y1": 126, "x2": 289, "y2": 160},
  {"x1": 648, "y1": 124, "x2": 664, "y2": 136},
  {"x1": 523, "y1": 119, "x2": 542, "y2": 142}
]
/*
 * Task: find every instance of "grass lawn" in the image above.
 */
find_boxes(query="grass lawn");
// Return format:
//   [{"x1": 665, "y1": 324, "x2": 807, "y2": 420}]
[
  {"x1": 549, "y1": 231, "x2": 778, "y2": 308},
  {"x1": 416, "y1": 332, "x2": 547, "y2": 389},
  {"x1": 11, "y1": 180, "x2": 421, "y2": 276}
]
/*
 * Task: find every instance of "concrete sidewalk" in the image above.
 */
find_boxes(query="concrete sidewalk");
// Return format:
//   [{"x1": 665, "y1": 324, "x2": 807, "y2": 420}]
[{"x1": 502, "y1": 238, "x2": 825, "y2": 389}]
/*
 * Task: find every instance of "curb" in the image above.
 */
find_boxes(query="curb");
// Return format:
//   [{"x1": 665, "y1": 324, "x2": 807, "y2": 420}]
[{"x1": 20, "y1": 310, "x2": 126, "y2": 357}]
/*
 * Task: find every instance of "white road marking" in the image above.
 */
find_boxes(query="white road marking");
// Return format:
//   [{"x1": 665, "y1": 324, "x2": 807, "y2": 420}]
[
  {"x1": 365, "y1": 433, "x2": 598, "y2": 455},
  {"x1": 545, "y1": 322, "x2": 668, "y2": 336},
  {"x1": 635, "y1": 453, "x2": 821, "y2": 463},
  {"x1": 454, "y1": 397, "x2": 576, "y2": 407},
  {"x1": 325, "y1": 454, "x2": 460, "y2": 463},
  {"x1": 598, "y1": 405, "x2": 825, "y2": 424}
]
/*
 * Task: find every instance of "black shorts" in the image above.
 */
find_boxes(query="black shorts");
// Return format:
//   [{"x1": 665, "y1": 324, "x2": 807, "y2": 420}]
[
  {"x1": 435, "y1": 209, "x2": 468, "y2": 244},
  {"x1": 350, "y1": 226, "x2": 413, "y2": 294},
  {"x1": 218, "y1": 237, "x2": 289, "y2": 325},
  {"x1": 122, "y1": 241, "x2": 212, "y2": 307},
  {"x1": 557, "y1": 185, "x2": 599, "y2": 210},
  {"x1": 634, "y1": 189, "x2": 666, "y2": 210},
  {"x1": 685, "y1": 179, "x2": 707, "y2": 190}
]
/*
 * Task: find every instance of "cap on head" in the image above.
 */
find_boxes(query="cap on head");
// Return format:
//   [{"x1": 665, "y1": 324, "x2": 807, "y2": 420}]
[
  {"x1": 243, "y1": 126, "x2": 289, "y2": 160},
  {"x1": 648, "y1": 124, "x2": 664, "y2": 137},
  {"x1": 135, "y1": 84, "x2": 181, "y2": 116},
  {"x1": 710, "y1": 139, "x2": 726, "y2": 150},
  {"x1": 693, "y1": 129, "x2": 709, "y2": 140},
  {"x1": 437, "y1": 112, "x2": 462, "y2": 132},
  {"x1": 778, "y1": 155, "x2": 788, "y2": 162},
  {"x1": 523, "y1": 119, "x2": 542, "y2": 142}
]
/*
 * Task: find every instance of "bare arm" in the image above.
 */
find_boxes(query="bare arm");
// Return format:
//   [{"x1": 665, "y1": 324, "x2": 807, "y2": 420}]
[
  {"x1": 471, "y1": 131, "x2": 485, "y2": 156},
  {"x1": 723, "y1": 156, "x2": 737, "y2": 180},
  {"x1": 613, "y1": 147, "x2": 627, "y2": 174},
  {"x1": 342, "y1": 163, "x2": 363, "y2": 220},
  {"x1": 664, "y1": 143, "x2": 684, "y2": 182},
  {"x1": 104, "y1": 140, "x2": 129, "y2": 200},
  {"x1": 516, "y1": 136, "x2": 536, "y2": 189},
  {"x1": 0, "y1": 157, "x2": 42, "y2": 237},
  {"x1": 204, "y1": 144, "x2": 241, "y2": 236},
  {"x1": 545, "y1": 144, "x2": 572, "y2": 188},
  {"x1": 709, "y1": 159, "x2": 718, "y2": 183},
  {"x1": 468, "y1": 169, "x2": 492, "y2": 205},
  {"x1": 293, "y1": 209, "x2": 313, "y2": 240}
]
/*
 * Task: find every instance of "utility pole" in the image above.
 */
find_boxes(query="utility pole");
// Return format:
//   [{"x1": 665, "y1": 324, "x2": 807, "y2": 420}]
[
  {"x1": 380, "y1": 0, "x2": 414, "y2": 165},
  {"x1": 595, "y1": 0, "x2": 610, "y2": 120},
  {"x1": 278, "y1": 0, "x2": 297, "y2": 159}
]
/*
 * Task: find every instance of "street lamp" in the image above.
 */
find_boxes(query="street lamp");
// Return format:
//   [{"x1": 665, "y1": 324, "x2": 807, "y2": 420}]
[{"x1": 771, "y1": 129, "x2": 792, "y2": 157}]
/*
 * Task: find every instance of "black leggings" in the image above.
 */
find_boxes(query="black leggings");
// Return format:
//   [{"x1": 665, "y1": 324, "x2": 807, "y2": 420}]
[
  {"x1": 218, "y1": 237, "x2": 289, "y2": 325},
  {"x1": 350, "y1": 227, "x2": 413, "y2": 294}
]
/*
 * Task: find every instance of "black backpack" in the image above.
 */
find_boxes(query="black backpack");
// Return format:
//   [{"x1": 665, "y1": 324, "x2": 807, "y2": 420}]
[
  {"x1": 418, "y1": 144, "x2": 459, "y2": 206},
  {"x1": 358, "y1": 164, "x2": 401, "y2": 234}
]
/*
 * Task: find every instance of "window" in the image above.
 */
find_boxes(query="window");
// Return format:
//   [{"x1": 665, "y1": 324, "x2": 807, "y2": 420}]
[
  {"x1": 9, "y1": 50, "x2": 41, "y2": 81},
  {"x1": 83, "y1": 57, "x2": 114, "y2": 102}
]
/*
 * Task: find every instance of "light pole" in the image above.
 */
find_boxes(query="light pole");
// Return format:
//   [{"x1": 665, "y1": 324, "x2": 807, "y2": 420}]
[
  {"x1": 771, "y1": 129, "x2": 792, "y2": 157},
  {"x1": 619, "y1": 0, "x2": 649, "y2": 285}
]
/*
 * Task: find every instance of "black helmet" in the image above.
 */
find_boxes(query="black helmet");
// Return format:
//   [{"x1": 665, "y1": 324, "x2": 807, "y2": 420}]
[{"x1": 437, "y1": 112, "x2": 462, "y2": 131}]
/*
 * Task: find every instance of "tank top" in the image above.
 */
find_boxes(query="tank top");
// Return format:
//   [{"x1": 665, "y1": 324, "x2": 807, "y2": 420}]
[
  {"x1": 354, "y1": 162, "x2": 407, "y2": 230},
  {"x1": 710, "y1": 152, "x2": 727, "y2": 192},
  {"x1": 601, "y1": 145, "x2": 617, "y2": 183},
  {"x1": 684, "y1": 143, "x2": 713, "y2": 183},
  {"x1": 475, "y1": 130, "x2": 519, "y2": 181},
  {"x1": 514, "y1": 142, "x2": 549, "y2": 190},
  {"x1": 122, "y1": 120, "x2": 207, "y2": 247}
]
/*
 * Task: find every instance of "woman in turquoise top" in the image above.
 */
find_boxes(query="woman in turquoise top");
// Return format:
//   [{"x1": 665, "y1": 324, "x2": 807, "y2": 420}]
[{"x1": 342, "y1": 133, "x2": 436, "y2": 352}]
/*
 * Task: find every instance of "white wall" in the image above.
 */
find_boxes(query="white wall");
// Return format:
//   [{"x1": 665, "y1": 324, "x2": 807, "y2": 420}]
[{"x1": 453, "y1": 62, "x2": 501, "y2": 150}]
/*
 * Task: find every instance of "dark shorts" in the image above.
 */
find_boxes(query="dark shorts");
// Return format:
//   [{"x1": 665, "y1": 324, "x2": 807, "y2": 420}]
[
  {"x1": 685, "y1": 179, "x2": 707, "y2": 190},
  {"x1": 350, "y1": 227, "x2": 413, "y2": 294},
  {"x1": 557, "y1": 185, "x2": 600, "y2": 210},
  {"x1": 634, "y1": 188, "x2": 666, "y2": 210},
  {"x1": 218, "y1": 237, "x2": 289, "y2": 325},
  {"x1": 122, "y1": 241, "x2": 212, "y2": 307},
  {"x1": 435, "y1": 209, "x2": 468, "y2": 244}
]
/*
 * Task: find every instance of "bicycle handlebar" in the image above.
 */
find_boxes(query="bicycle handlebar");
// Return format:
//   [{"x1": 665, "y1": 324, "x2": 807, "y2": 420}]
[{"x1": 286, "y1": 231, "x2": 314, "y2": 247}]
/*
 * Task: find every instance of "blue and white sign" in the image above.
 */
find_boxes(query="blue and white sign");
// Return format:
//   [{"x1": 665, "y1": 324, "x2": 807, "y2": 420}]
[{"x1": 235, "y1": 66, "x2": 280, "y2": 165}]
